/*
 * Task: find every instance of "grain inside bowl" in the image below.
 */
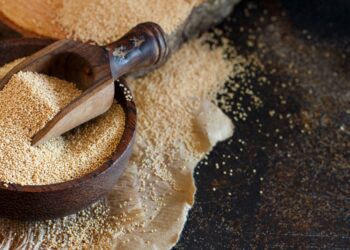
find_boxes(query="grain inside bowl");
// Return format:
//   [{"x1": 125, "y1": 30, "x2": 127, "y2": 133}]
[{"x1": 0, "y1": 59, "x2": 125, "y2": 186}]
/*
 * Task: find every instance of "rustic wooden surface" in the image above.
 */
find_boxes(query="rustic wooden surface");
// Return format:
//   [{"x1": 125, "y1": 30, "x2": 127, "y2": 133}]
[{"x1": 0, "y1": 0, "x2": 349, "y2": 247}]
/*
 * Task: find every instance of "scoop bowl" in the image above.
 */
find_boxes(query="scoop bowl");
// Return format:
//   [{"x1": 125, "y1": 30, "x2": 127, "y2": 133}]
[{"x1": 0, "y1": 38, "x2": 137, "y2": 220}]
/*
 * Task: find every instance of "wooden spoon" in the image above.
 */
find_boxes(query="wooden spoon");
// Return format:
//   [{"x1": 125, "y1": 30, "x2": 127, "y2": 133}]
[{"x1": 0, "y1": 22, "x2": 168, "y2": 146}]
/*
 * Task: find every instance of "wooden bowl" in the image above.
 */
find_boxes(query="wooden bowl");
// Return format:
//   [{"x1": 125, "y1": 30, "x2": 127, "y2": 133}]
[{"x1": 0, "y1": 38, "x2": 137, "y2": 220}]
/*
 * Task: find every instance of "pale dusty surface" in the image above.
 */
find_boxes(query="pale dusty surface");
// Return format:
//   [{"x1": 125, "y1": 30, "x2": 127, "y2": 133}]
[
  {"x1": 196, "y1": 100, "x2": 235, "y2": 146},
  {"x1": 0, "y1": 68, "x2": 125, "y2": 185},
  {"x1": 0, "y1": 37, "x2": 237, "y2": 249},
  {"x1": 55, "y1": 0, "x2": 202, "y2": 44}
]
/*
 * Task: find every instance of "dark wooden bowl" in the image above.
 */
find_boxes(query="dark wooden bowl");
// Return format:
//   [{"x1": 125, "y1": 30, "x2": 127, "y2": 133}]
[{"x1": 0, "y1": 38, "x2": 137, "y2": 220}]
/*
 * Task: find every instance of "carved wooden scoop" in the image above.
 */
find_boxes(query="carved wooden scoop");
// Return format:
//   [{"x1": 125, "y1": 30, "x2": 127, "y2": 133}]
[{"x1": 0, "y1": 22, "x2": 168, "y2": 146}]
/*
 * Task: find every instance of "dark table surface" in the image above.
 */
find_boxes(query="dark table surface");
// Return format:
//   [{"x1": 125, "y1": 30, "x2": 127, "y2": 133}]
[
  {"x1": 176, "y1": 0, "x2": 350, "y2": 249},
  {"x1": 1, "y1": 0, "x2": 349, "y2": 249}
]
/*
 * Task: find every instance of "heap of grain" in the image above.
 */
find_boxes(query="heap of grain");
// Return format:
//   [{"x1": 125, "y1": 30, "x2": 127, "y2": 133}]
[
  {"x1": 0, "y1": 68, "x2": 125, "y2": 186},
  {"x1": 55, "y1": 0, "x2": 202, "y2": 44},
  {"x1": 1, "y1": 0, "x2": 240, "y2": 52}
]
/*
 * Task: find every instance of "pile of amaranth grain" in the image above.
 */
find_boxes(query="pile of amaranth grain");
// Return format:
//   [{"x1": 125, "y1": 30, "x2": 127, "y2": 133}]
[
  {"x1": 0, "y1": 34, "x2": 256, "y2": 249},
  {"x1": 0, "y1": 64, "x2": 125, "y2": 186},
  {"x1": 55, "y1": 0, "x2": 202, "y2": 44}
]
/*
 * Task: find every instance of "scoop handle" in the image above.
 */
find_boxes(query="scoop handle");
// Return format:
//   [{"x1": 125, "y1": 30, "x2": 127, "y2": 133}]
[{"x1": 105, "y1": 22, "x2": 168, "y2": 79}]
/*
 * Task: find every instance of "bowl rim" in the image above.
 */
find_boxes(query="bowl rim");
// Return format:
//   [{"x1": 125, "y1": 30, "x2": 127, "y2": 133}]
[{"x1": 0, "y1": 38, "x2": 137, "y2": 193}]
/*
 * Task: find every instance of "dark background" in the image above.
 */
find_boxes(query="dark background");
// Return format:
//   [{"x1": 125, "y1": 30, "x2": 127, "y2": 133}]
[
  {"x1": 175, "y1": 0, "x2": 350, "y2": 249},
  {"x1": 0, "y1": 0, "x2": 349, "y2": 249}
]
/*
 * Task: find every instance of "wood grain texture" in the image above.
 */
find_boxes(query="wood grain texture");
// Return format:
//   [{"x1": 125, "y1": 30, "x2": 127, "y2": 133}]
[
  {"x1": 0, "y1": 0, "x2": 63, "y2": 38},
  {"x1": 0, "y1": 39, "x2": 137, "y2": 220},
  {"x1": 106, "y1": 22, "x2": 169, "y2": 78}
]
